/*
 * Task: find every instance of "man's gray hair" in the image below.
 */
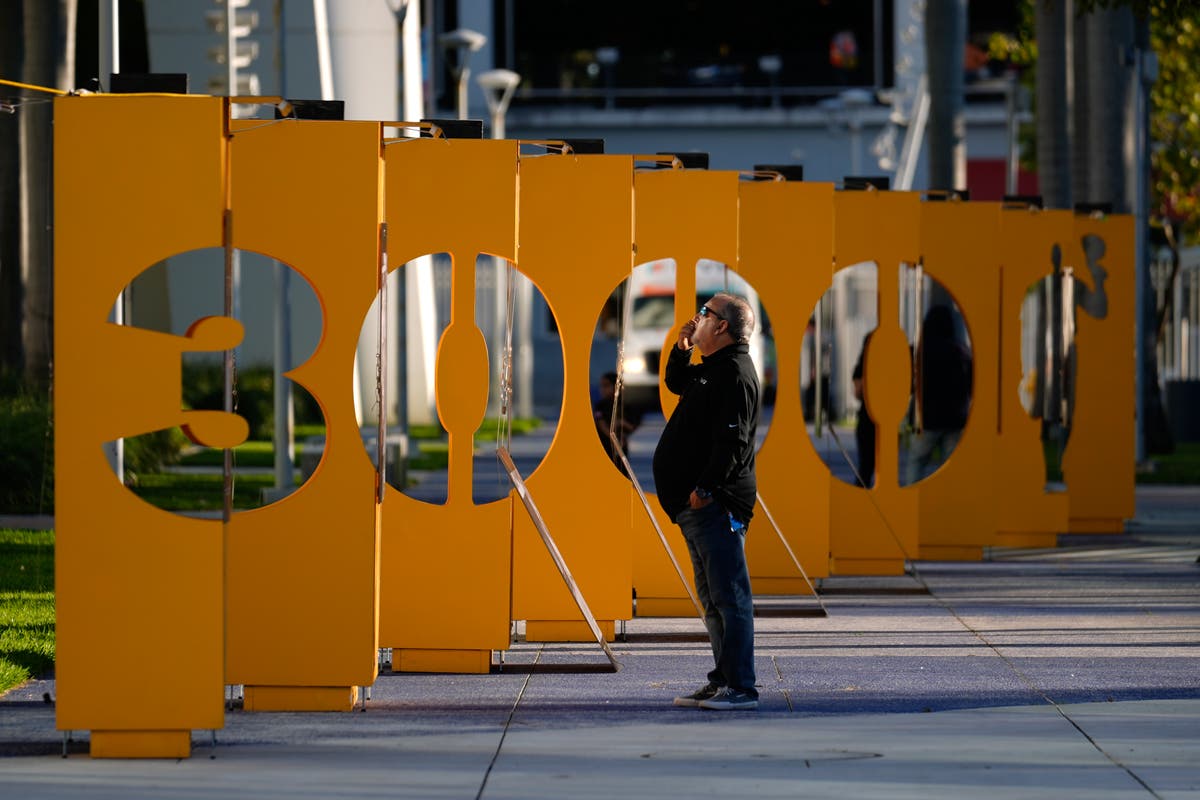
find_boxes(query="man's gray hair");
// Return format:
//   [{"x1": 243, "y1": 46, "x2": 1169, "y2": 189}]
[{"x1": 714, "y1": 292, "x2": 755, "y2": 344}]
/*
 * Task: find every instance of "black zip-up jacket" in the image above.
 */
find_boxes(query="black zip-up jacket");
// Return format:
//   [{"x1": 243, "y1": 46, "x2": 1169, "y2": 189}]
[{"x1": 652, "y1": 342, "x2": 759, "y2": 524}]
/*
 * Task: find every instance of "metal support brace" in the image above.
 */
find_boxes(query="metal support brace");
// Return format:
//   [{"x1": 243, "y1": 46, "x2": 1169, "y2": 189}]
[
  {"x1": 824, "y1": 420, "x2": 916, "y2": 565},
  {"x1": 498, "y1": 447, "x2": 621, "y2": 671},
  {"x1": 611, "y1": 428, "x2": 706, "y2": 623},
  {"x1": 607, "y1": 351, "x2": 706, "y2": 623},
  {"x1": 755, "y1": 492, "x2": 828, "y2": 616}
]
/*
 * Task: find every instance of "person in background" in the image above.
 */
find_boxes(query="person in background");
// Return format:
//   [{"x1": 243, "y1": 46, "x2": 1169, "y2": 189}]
[
  {"x1": 594, "y1": 371, "x2": 640, "y2": 474},
  {"x1": 910, "y1": 305, "x2": 973, "y2": 481},
  {"x1": 852, "y1": 334, "x2": 876, "y2": 488}
]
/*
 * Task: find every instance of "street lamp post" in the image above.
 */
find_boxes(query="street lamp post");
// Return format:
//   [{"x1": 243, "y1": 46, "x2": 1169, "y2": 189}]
[
  {"x1": 438, "y1": 28, "x2": 486, "y2": 120},
  {"x1": 594, "y1": 47, "x2": 619, "y2": 110},
  {"x1": 477, "y1": 68, "x2": 532, "y2": 419},
  {"x1": 758, "y1": 54, "x2": 782, "y2": 109},
  {"x1": 477, "y1": 68, "x2": 520, "y2": 138}
]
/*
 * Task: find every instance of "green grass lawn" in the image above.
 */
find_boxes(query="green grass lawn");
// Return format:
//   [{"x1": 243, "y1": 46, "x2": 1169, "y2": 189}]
[
  {"x1": 129, "y1": 472, "x2": 283, "y2": 511},
  {"x1": 0, "y1": 529, "x2": 55, "y2": 695},
  {"x1": 179, "y1": 440, "x2": 301, "y2": 468},
  {"x1": 172, "y1": 418, "x2": 545, "y2": 475}
]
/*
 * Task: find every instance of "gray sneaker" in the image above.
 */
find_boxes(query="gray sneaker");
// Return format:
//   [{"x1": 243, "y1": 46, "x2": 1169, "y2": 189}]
[
  {"x1": 673, "y1": 683, "x2": 721, "y2": 707},
  {"x1": 698, "y1": 687, "x2": 758, "y2": 710}
]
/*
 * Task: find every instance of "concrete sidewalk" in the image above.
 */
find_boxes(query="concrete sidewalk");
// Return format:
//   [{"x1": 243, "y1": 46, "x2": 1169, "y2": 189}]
[{"x1": 1, "y1": 489, "x2": 1198, "y2": 798}]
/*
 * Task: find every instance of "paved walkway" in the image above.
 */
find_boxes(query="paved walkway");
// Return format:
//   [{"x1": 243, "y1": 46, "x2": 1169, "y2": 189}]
[{"x1": 1, "y1": 487, "x2": 1198, "y2": 798}]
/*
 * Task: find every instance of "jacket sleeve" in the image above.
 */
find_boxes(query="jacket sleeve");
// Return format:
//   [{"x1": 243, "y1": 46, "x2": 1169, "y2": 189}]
[
  {"x1": 695, "y1": 365, "x2": 755, "y2": 491},
  {"x1": 663, "y1": 346, "x2": 697, "y2": 396}
]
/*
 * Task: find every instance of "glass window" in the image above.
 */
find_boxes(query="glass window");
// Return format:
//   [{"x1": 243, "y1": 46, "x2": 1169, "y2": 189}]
[{"x1": 500, "y1": 0, "x2": 890, "y2": 106}]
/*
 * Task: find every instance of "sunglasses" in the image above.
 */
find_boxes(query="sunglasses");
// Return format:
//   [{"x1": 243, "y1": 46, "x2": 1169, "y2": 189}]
[{"x1": 699, "y1": 304, "x2": 726, "y2": 322}]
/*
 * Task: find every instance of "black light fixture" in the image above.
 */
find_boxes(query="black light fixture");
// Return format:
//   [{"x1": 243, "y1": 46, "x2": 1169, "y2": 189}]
[
  {"x1": 925, "y1": 189, "x2": 970, "y2": 202},
  {"x1": 655, "y1": 151, "x2": 709, "y2": 170},
  {"x1": 843, "y1": 175, "x2": 889, "y2": 191},
  {"x1": 1003, "y1": 194, "x2": 1043, "y2": 210},
  {"x1": 109, "y1": 73, "x2": 189, "y2": 94},
  {"x1": 562, "y1": 138, "x2": 605, "y2": 154},
  {"x1": 753, "y1": 164, "x2": 804, "y2": 181},
  {"x1": 420, "y1": 118, "x2": 484, "y2": 139},
  {"x1": 274, "y1": 100, "x2": 345, "y2": 120}
]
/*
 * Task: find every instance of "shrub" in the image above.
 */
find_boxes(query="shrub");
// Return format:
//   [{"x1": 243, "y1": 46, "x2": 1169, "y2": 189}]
[
  {"x1": 182, "y1": 363, "x2": 323, "y2": 441},
  {"x1": 123, "y1": 427, "x2": 188, "y2": 477},
  {"x1": 0, "y1": 392, "x2": 54, "y2": 514}
]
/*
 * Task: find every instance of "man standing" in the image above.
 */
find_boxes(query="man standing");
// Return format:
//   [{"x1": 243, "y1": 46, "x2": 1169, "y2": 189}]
[{"x1": 653, "y1": 291, "x2": 760, "y2": 710}]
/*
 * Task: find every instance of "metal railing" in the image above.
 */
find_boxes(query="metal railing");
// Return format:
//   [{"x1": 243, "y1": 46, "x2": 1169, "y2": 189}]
[{"x1": 1152, "y1": 245, "x2": 1200, "y2": 383}]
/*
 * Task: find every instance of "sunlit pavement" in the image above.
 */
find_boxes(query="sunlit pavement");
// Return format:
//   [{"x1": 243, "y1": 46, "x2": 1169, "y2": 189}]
[{"x1": 1, "y1": 487, "x2": 1198, "y2": 799}]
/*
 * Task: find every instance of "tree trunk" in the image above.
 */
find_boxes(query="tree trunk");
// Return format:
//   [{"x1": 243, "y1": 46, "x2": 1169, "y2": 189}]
[
  {"x1": 0, "y1": 3, "x2": 23, "y2": 377},
  {"x1": 1035, "y1": 0, "x2": 1071, "y2": 209},
  {"x1": 1074, "y1": 4, "x2": 1133, "y2": 211},
  {"x1": 925, "y1": 0, "x2": 966, "y2": 191},
  {"x1": 19, "y1": 0, "x2": 75, "y2": 391},
  {"x1": 1130, "y1": 15, "x2": 1173, "y2": 455}
]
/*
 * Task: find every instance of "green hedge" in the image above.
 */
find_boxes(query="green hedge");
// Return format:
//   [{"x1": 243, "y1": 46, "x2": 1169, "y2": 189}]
[
  {"x1": 0, "y1": 393, "x2": 53, "y2": 514},
  {"x1": 182, "y1": 364, "x2": 323, "y2": 441}
]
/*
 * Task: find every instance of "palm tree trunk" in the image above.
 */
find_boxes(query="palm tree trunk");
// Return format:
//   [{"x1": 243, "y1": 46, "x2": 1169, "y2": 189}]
[
  {"x1": 0, "y1": 3, "x2": 24, "y2": 376},
  {"x1": 19, "y1": 0, "x2": 75, "y2": 390},
  {"x1": 1074, "y1": 4, "x2": 1133, "y2": 211},
  {"x1": 1035, "y1": 0, "x2": 1071, "y2": 209},
  {"x1": 1130, "y1": 15, "x2": 1173, "y2": 455},
  {"x1": 925, "y1": 0, "x2": 966, "y2": 191}
]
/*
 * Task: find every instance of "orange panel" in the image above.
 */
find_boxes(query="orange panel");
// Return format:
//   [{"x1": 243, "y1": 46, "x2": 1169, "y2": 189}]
[
  {"x1": 830, "y1": 190, "x2": 921, "y2": 574},
  {"x1": 224, "y1": 119, "x2": 383, "y2": 692},
  {"x1": 1064, "y1": 214, "x2": 1135, "y2": 531},
  {"x1": 738, "y1": 180, "x2": 834, "y2": 587},
  {"x1": 631, "y1": 169, "x2": 739, "y2": 611},
  {"x1": 379, "y1": 138, "x2": 517, "y2": 659},
  {"x1": 54, "y1": 95, "x2": 226, "y2": 748},
  {"x1": 511, "y1": 153, "x2": 635, "y2": 628},
  {"x1": 242, "y1": 686, "x2": 358, "y2": 712},
  {"x1": 916, "y1": 201, "x2": 1002, "y2": 558},
  {"x1": 995, "y1": 210, "x2": 1071, "y2": 545},
  {"x1": 90, "y1": 731, "x2": 192, "y2": 760},
  {"x1": 393, "y1": 649, "x2": 492, "y2": 674}
]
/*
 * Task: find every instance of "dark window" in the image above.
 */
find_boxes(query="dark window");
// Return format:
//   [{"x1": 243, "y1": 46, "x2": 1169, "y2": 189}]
[{"x1": 503, "y1": 0, "x2": 892, "y2": 107}]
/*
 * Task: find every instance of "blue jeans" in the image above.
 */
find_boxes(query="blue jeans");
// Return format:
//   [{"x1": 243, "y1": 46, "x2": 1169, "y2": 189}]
[{"x1": 677, "y1": 502, "x2": 757, "y2": 697}]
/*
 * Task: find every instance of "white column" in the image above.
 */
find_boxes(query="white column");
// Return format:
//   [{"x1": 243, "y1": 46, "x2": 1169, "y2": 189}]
[
  {"x1": 401, "y1": 0, "x2": 437, "y2": 425},
  {"x1": 323, "y1": 2, "x2": 398, "y2": 426},
  {"x1": 101, "y1": 0, "x2": 123, "y2": 481}
]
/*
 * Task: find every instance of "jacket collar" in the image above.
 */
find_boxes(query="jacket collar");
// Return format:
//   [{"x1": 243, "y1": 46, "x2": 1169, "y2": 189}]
[{"x1": 701, "y1": 342, "x2": 750, "y2": 363}]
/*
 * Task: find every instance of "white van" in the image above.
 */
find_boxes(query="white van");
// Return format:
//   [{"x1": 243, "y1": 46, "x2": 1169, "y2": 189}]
[{"x1": 619, "y1": 258, "x2": 773, "y2": 413}]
